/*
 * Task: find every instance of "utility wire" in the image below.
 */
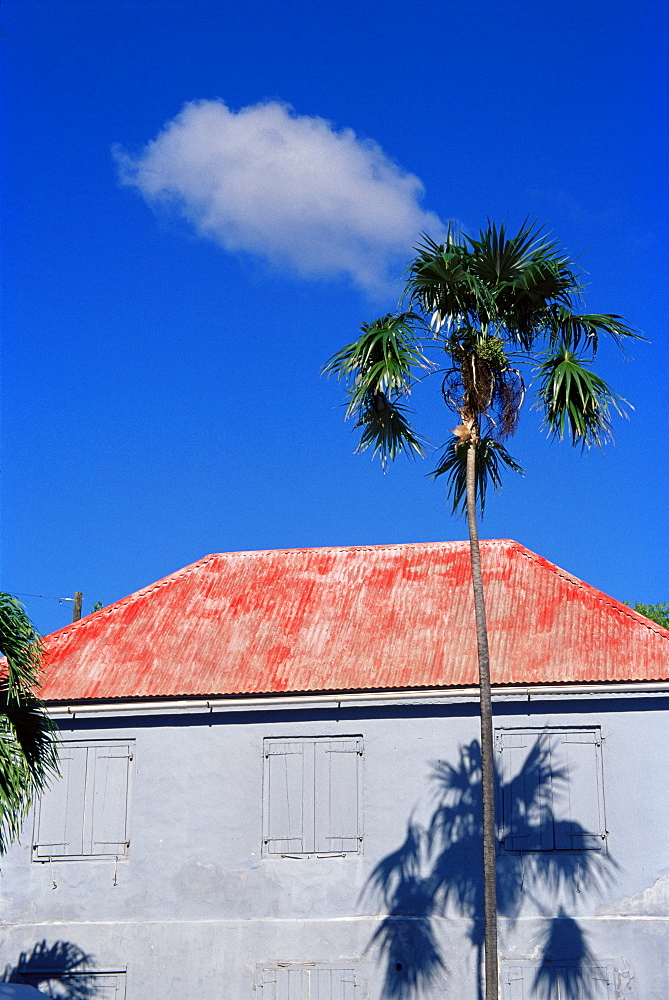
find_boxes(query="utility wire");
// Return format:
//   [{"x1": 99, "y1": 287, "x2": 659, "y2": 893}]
[{"x1": 5, "y1": 592, "x2": 75, "y2": 603}]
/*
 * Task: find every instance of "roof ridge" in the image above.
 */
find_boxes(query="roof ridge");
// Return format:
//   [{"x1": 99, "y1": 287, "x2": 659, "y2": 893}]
[
  {"x1": 513, "y1": 545, "x2": 669, "y2": 639},
  {"x1": 43, "y1": 539, "x2": 509, "y2": 646},
  {"x1": 45, "y1": 551, "x2": 223, "y2": 647}
]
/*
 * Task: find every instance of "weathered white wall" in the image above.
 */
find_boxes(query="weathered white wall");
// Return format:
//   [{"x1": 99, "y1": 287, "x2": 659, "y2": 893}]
[{"x1": 0, "y1": 693, "x2": 667, "y2": 999}]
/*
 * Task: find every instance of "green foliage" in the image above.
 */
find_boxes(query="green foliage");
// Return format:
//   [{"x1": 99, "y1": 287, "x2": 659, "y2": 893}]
[
  {"x1": 0, "y1": 593, "x2": 43, "y2": 696},
  {"x1": 324, "y1": 220, "x2": 639, "y2": 514},
  {"x1": 626, "y1": 602, "x2": 669, "y2": 629},
  {"x1": 91, "y1": 601, "x2": 104, "y2": 613},
  {"x1": 474, "y1": 336, "x2": 508, "y2": 368},
  {"x1": 322, "y1": 313, "x2": 430, "y2": 469},
  {"x1": 430, "y1": 438, "x2": 524, "y2": 515},
  {"x1": 0, "y1": 593, "x2": 59, "y2": 854},
  {"x1": 353, "y1": 394, "x2": 426, "y2": 469},
  {"x1": 535, "y1": 347, "x2": 627, "y2": 449}
]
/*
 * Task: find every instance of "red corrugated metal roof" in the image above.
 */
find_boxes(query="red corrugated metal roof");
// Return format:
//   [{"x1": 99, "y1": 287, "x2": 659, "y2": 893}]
[{"x1": 38, "y1": 540, "x2": 669, "y2": 702}]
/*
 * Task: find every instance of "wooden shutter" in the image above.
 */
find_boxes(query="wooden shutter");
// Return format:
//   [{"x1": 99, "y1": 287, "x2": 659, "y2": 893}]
[
  {"x1": 33, "y1": 744, "x2": 88, "y2": 860},
  {"x1": 314, "y1": 739, "x2": 362, "y2": 854},
  {"x1": 317, "y1": 967, "x2": 358, "y2": 1000},
  {"x1": 258, "y1": 967, "x2": 278, "y2": 1000},
  {"x1": 503, "y1": 963, "x2": 614, "y2": 1000},
  {"x1": 552, "y1": 731, "x2": 605, "y2": 850},
  {"x1": 263, "y1": 966, "x2": 309, "y2": 1000},
  {"x1": 89, "y1": 744, "x2": 132, "y2": 857},
  {"x1": 22, "y1": 972, "x2": 125, "y2": 999},
  {"x1": 503, "y1": 964, "x2": 528, "y2": 1000},
  {"x1": 498, "y1": 732, "x2": 554, "y2": 851},
  {"x1": 33, "y1": 742, "x2": 132, "y2": 861},
  {"x1": 76, "y1": 974, "x2": 126, "y2": 1000},
  {"x1": 264, "y1": 742, "x2": 305, "y2": 855},
  {"x1": 259, "y1": 967, "x2": 357, "y2": 1000},
  {"x1": 589, "y1": 965, "x2": 615, "y2": 998}
]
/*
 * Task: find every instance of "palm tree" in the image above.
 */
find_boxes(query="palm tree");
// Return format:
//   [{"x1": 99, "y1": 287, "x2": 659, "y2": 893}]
[
  {"x1": 323, "y1": 220, "x2": 638, "y2": 1000},
  {"x1": 0, "y1": 593, "x2": 59, "y2": 853}
]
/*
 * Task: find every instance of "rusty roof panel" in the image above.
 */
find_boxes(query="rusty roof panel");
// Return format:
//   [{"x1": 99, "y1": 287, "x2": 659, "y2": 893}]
[{"x1": 38, "y1": 540, "x2": 669, "y2": 702}]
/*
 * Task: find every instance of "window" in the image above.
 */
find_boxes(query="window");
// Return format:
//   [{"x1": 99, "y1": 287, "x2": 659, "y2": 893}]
[
  {"x1": 257, "y1": 963, "x2": 359, "y2": 999},
  {"x1": 19, "y1": 971, "x2": 126, "y2": 999},
  {"x1": 504, "y1": 961, "x2": 614, "y2": 999},
  {"x1": 496, "y1": 728, "x2": 606, "y2": 852},
  {"x1": 262, "y1": 737, "x2": 363, "y2": 856},
  {"x1": 32, "y1": 741, "x2": 133, "y2": 861}
]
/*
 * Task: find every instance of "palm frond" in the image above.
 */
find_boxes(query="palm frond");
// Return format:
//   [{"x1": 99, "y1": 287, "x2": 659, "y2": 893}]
[
  {"x1": 430, "y1": 438, "x2": 524, "y2": 515},
  {"x1": 0, "y1": 684, "x2": 58, "y2": 786},
  {"x1": 468, "y1": 222, "x2": 580, "y2": 347},
  {"x1": 0, "y1": 594, "x2": 59, "y2": 853},
  {"x1": 0, "y1": 593, "x2": 44, "y2": 698},
  {"x1": 405, "y1": 222, "x2": 587, "y2": 351},
  {"x1": 534, "y1": 347, "x2": 630, "y2": 448},
  {"x1": 354, "y1": 394, "x2": 426, "y2": 470},
  {"x1": 465, "y1": 219, "x2": 559, "y2": 286},
  {"x1": 322, "y1": 313, "x2": 430, "y2": 418},
  {"x1": 405, "y1": 232, "x2": 496, "y2": 332},
  {"x1": 545, "y1": 306, "x2": 643, "y2": 355},
  {"x1": 0, "y1": 684, "x2": 59, "y2": 852}
]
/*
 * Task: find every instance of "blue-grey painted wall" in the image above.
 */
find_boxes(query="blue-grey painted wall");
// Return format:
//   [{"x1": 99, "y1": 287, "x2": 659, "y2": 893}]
[{"x1": 0, "y1": 691, "x2": 667, "y2": 999}]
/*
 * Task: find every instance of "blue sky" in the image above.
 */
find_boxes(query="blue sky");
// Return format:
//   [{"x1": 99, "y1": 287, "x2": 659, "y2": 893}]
[{"x1": 2, "y1": 0, "x2": 667, "y2": 636}]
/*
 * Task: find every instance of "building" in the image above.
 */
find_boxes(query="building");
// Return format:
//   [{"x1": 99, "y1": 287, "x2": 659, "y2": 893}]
[{"x1": 1, "y1": 540, "x2": 668, "y2": 999}]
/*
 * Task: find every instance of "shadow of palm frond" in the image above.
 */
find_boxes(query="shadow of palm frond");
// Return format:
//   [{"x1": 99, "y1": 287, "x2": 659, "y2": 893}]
[
  {"x1": 363, "y1": 736, "x2": 617, "y2": 1000},
  {"x1": 363, "y1": 822, "x2": 446, "y2": 999},
  {"x1": 532, "y1": 911, "x2": 610, "y2": 1000},
  {"x1": 2, "y1": 941, "x2": 97, "y2": 999}
]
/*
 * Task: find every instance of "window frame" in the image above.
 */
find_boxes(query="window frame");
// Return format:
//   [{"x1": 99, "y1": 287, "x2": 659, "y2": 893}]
[
  {"x1": 32, "y1": 739, "x2": 134, "y2": 863},
  {"x1": 495, "y1": 726, "x2": 607, "y2": 854},
  {"x1": 262, "y1": 735, "x2": 364, "y2": 858}
]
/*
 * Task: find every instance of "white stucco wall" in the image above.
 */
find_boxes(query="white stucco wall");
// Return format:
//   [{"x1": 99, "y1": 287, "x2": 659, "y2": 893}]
[{"x1": 0, "y1": 691, "x2": 667, "y2": 999}]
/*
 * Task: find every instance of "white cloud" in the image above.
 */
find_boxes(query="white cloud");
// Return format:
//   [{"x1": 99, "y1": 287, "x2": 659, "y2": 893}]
[{"x1": 113, "y1": 99, "x2": 445, "y2": 294}]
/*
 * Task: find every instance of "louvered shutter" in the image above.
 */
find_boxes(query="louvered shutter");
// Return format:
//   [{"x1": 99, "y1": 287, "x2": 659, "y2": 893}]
[
  {"x1": 498, "y1": 732, "x2": 554, "y2": 851},
  {"x1": 33, "y1": 744, "x2": 88, "y2": 860},
  {"x1": 319, "y1": 967, "x2": 358, "y2": 1000},
  {"x1": 259, "y1": 967, "x2": 357, "y2": 1000},
  {"x1": 503, "y1": 964, "x2": 528, "y2": 1000},
  {"x1": 503, "y1": 963, "x2": 614, "y2": 1000},
  {"x1": 589, "y1": 965, "x2": 615, "y2": 998},
  {"x1": 263, "y1": 966, "x2": 309, "y2": 1000},
  {"x1": 22, "y1": 972, "x2": 125, "y2": 999},
  {"x1": 257, "y1": 968, "x2": 278, "y2": 1000},
  {"x1": 552, "y1": 732, "x2": 605, "y2": 850},
  {"x1": 314, "y1": 739, "x2": 361, "y2": 854},
  {"x1": 264, "y1": 742, "x2": 305, "y2": 855},
  {"x1": 89, "y1": 744, "x2": 132, "y2": 857},
  {"x1": 77, "y1": 974, "x2": 125, "y2": 1000}
]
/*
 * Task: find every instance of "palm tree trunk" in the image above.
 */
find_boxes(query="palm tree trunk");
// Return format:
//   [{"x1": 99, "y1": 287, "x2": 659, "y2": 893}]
[{"x1": 466, "y1": 439, "x2": 499, "y2": 1000}]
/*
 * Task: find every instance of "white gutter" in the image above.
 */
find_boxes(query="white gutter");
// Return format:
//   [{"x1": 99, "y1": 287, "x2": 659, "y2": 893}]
[{"x1": 46, "y1": 681, "x2": 669, "y2": 718}]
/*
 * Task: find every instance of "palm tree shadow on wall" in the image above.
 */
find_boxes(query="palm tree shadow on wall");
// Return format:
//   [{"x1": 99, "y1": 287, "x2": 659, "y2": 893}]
[
  {"x1": 2, "y1": 941, "x2": 97, "y2": 999},
  {"x1": 362, "y1": 738, "x2": 616, "y2": 1000}
]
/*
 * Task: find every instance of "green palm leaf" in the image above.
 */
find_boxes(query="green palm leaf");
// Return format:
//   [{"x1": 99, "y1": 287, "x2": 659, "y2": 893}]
[
  {"x1": 323, "y1": 313, "x2": 430, "y2": 469},
  {"x1": 430, "y1": 438, "x2": 524, "y2": 515},
  {"x1": 0, "y1": 593, "x2": 44, "y2": 697},
  {"x1": 545, "y1": 305, "x2": 642, "y2": 354},
  {"x1": 0, "y1": 594, "x2": 59, "y2": 853},
  {"x1": 535, "y1": 347, "x2": 629, "y2": 448},
  {"x1": 322, "y1": 313, "x2": 430, "y2": 417},
  {"x1": 354, "y1": 394, "x2": 426, "y2": 470}
]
